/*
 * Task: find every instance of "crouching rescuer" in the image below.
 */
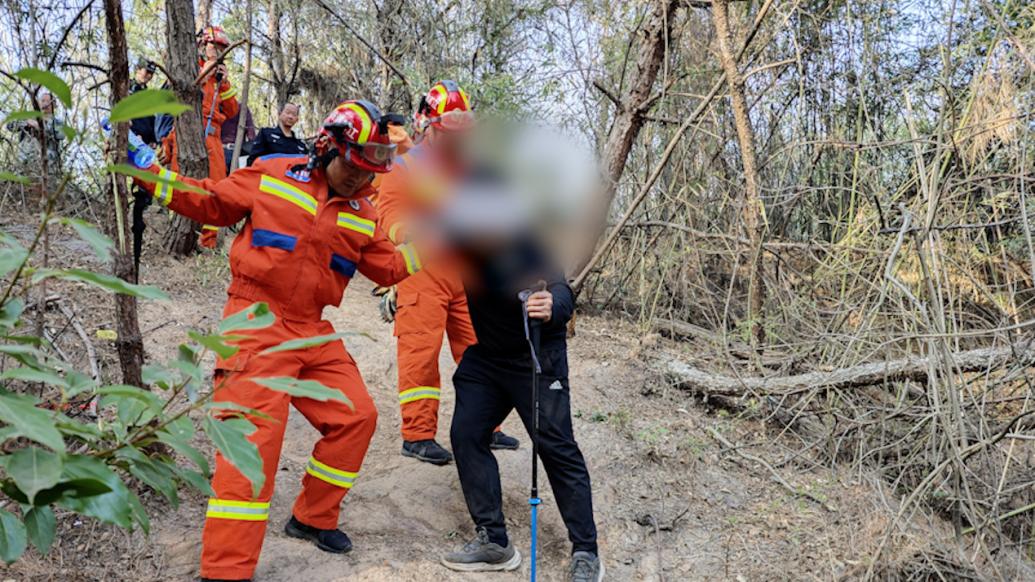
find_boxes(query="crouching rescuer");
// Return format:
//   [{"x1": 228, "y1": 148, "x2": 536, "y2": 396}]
[{"x1": 135, "y1": 100, "x2": 417, "y2": 581}]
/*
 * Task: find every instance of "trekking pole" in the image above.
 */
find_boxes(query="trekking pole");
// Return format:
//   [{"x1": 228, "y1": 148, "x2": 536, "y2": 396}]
[{"x1": 520, "y1": 280, "x2": 547, "y2": 582}]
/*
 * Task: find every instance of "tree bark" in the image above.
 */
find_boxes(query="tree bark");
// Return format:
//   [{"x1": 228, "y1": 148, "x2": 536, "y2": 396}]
[
  {"x1": 102, "y1": 0, "x2": 144, "y2": 386},
  {"x1": 569, "y1": 0, "x2": 680, "y2": 286},
  {"x1": 196, "y1": 0, "x2": 212, "y2": 32},
  {"x1": 162, "y1": 0, "x2": 207, "y2": 257},
  {"x1": 711, "y1": 0, "x2": 767, "y2": 350},
  {"x1": 231, "y1": 0, "x2": 254, "y2": 170},
  {"x1": 375, "y1": 0, "x2": 412, "y2": 112}
]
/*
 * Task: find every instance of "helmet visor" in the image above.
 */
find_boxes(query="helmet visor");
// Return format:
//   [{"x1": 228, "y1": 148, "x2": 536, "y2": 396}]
[{"x1": 349, "y1": 141, "x2": 397, "y2": 172}]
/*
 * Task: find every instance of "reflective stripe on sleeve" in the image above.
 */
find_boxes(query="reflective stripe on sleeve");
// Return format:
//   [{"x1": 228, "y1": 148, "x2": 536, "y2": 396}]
[
  {"x1": 305, "y1": 456, "x2": 358, "y2": 489},
  {"x1": 399, "y1": 243, "x2": 421, "y2": 275},
  {"x1": 155, "y1": 167, "x2": 177, "y2": 206},
  {"x1": 205, "y1": 498, "x2": 270, "y2": 521},
  {"x1": 220, "y1": 87, "x2": 238, "y2": 100},
  {"x1": 337, "y1": 212, "x2": 375, "y2": 237},
  {"x1": 399, "y1": 386, "x2": 440, "y2": 405}
]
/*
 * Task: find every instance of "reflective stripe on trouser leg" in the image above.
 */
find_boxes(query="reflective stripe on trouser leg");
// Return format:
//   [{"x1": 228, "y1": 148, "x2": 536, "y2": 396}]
[
  {"x1": 291, "y1": 354, "x2": 378, "y2": 530},
  {"x1": 200, "y1": 350, "x2": 295, "y2": 581}
]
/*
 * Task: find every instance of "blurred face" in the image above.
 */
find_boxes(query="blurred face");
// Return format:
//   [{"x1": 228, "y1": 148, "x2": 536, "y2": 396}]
[
  {"x1": 135, "y1": 68, "x2": 154, "y2": 84},
  {"x1": 427, "y1": 125, "x2": 466, "y2": 163},
  {"x1": 204, "y1": 42, "x2": 223, "y2": 61},
  {"x1": 279, "y1": 104, "x2": 299, "y2": 130},
  {"x1": 39, "y1": 93, "x2": 54, "y2": 113}
]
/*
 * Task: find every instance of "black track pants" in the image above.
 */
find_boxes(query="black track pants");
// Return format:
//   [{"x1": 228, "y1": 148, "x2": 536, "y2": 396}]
[{"x1": 450, "y1": 345, "x2": 598, "y2": 555}]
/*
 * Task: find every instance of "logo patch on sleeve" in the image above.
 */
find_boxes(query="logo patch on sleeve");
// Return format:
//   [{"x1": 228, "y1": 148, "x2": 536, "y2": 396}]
[{"x1": 548, "y1": 380, "x2": 563, "y2": 391}]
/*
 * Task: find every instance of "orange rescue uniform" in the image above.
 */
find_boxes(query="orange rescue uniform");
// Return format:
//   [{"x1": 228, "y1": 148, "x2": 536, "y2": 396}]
[
  {"x1": 139, "y1": 154, "x2": 421, "y2": 580},
  {"x1": 373, "y1": 147, "x2": 477, "y2": 442},
  {"x1": 161, "y1": 62, "x2": 239, "y2": 247}
]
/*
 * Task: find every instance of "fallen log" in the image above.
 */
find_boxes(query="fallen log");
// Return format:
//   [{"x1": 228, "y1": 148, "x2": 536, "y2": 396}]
[{"x1": 664, "y1": 345, "x2": 1033, "y2": 397}]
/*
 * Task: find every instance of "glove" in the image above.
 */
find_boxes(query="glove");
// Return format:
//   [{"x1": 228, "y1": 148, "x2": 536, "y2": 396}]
[{"x1": 371, "y1": 285, "x2": 397, "y2": 323}]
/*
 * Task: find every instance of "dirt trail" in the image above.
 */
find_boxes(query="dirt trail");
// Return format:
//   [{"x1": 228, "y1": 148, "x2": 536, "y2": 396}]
[
  {"x1": 4, "y1": 236, "x2": 973, "y2": 581},
  {"x1": 137, "y1": 271, "x2": 921, "y2": 582}
]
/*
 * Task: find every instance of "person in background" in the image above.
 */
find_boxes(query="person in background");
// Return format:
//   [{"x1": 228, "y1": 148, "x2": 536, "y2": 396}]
[
  {"x1": 221, "y1": 106, "x2": 256, "y2": 174},
  {"x1": 129, "y1": 59, "x2": 158, "y2": 147},
  {"x1": 247, "y1": 102, "x2": 307, "y2": 165},
  {"x1": 6, "y1": 91, "x2": 65, "y2": 177}
]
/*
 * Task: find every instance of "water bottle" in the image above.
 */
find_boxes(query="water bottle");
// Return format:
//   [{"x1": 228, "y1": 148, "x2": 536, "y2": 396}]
[{"x1": 101, "y1": 118, "x2": 156, "y2": 169}]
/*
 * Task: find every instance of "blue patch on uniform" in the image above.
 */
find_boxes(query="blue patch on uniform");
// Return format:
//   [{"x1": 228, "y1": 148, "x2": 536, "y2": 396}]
[
  {"x1": 252, "y1": 229, "x2": 297, "y2": 251},
  {"x1": 285, "y1": 168, "x2": 311, "y2": 183},
  {"x1": 259, "y1": 153, "x2": 306, "y2": 161},
  {"x1": 329, "y1": 254, "x2": 357, "y2": 277}
]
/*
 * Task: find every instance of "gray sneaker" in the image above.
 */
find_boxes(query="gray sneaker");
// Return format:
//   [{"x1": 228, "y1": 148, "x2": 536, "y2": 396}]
[
  {"x1": 441, "y1": 527, "x2": 522, "y2": 572},
  {"x1": 570, "y1": 551, "x2": 604, "y2": 582}
]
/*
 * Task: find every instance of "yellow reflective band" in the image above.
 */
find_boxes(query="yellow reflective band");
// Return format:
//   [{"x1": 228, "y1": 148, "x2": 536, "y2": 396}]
[
  {"x1": 337, "y1": 212, "x2": 375, "y2": 237},
  {"x1": 305, "y1": 457, "x2": 357, "y2": 489},
  {"x1": 205, "y1": 498, "x2": 270, "y2": 522},
  {"x1": 433, "y1": 85, "x2": 449, "y2": 114},
  {"x1": 387, "y1": 222, "x2": 403, "y2": 244},
  {"x1": 220, "y1": 87, "x2": 238, "y2": 100},
  {"x1": 459, "y1": 88, "x2": 471, "y2": 111},
  {"x1": 259, "y1": 175, "x2": 317, "y2": 215},
  {"x1": 202, "y1": 225, "x2": 219, "y2": 231},
  {"x1": 344, "y1": 103, "x2": 372, "y2": 144},
  {"x1": 155, "y1": 168, "x2": 177, "y2": 206},
  {"x1": 399, "y1": 386, "x2": 440, "y2": 405},
  {"x1": 399, "y1": 243, "x2": 421, "y2": 275}
]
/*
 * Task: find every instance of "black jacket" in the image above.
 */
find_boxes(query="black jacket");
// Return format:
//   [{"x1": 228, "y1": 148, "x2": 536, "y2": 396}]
[
  {"x1": 247, "y1": 126, "x2": 307, "y2": 165},
  {"x1": 462, "y1": 240, "x2": 573, "y2": 357}
]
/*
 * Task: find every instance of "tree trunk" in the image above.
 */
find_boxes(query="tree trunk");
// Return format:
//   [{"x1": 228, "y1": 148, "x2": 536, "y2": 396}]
[
  {"x1": 231, "y1": 0, "x2": 254, "y2": 169},
  {"x1": 162, "y1": 0, "x2": 207, "y2": 257},
  {"x1": 196, "y1": 0, "x2": 213, "y2": 31},
  {"x1": 711, "y1": 0, "x2": 767, "y2": 350},
  {"x1": 569, "y1": 0, "x2": 680, "y2": 289},
  {"x1": 268, "y1": 0, "x2": 286, "y2": 107},
  {"x1": 375, "y1": 0, "x2": 412, "y2": 112},
  {"x1": 102, "y1": 0, "x2": 145, "y2": 387}
]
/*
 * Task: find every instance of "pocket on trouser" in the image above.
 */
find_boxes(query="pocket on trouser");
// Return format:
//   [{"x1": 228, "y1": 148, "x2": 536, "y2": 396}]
[{"x1": 393, "y1": 290, "x2": 423, "y2": 337}]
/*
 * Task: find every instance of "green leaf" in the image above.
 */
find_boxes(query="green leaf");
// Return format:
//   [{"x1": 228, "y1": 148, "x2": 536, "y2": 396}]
[
  {"x1": 142, "y1": 364, "x2": 175, "y2": 390},
  {"x1": 175, "y1": 467, "x2": 214, "y2": 496},
  {"x1": 7, "y1": 446, "x2": 62, "y2": 504},
  {"x1": 116, "y1": 447, "x2": 178, "y2": 505},
  {"x1": 109, "y1": 89, "x2": 189, "y2": 122},
  {"x1": 187, "y1": 331, "x2": 239, "y2": 359},
  {"x1": 96, "y1": 385, "x2": 163, "y2": 413},
  {"x1": 59, "y1": 124, "x2": 76, "y2": 141},
  {"x1": 0, "y1": 246, "x2": 29, "y2": 278},
  {"x1": 0, "y1": 508, "x2": 27, "y2": 564},
  {"x1": 1, "y1": 366, "x2": 68, "y2": 388},
  {"x1": 58, "y1": 218, "x2": 113, "y2": 262},
  {"x1": 106, "y1": 164, "x2": 210, "y2": 195},
  {"x1": 253, "y1": 377, "x2": 353, "y2": 408},
  {"x1": 219, "y1": 302, "x2": 275, "y2": 334},
  {"x1": 56, "y1": 455, "x2": 134, "y2": 528},
  {"x1": 0, "y1": 392, "x2": 64, "y2": 451},
  {"x1": 0, "y1": 171, "x2": 30, "y2": 185},
  {"x1": 260, "y1": 332, "x2": 350, "y2": 354},
  {"x1": 23, "y1": 505, "x2": 55, "y2": 554},
  {"x1": 202, "y1": 415, "x2": 264, "y2": 496},
  {"x1": 15, "y1": 68, "x2": 72, "y2": 107},
  {"x1": 159, "y1": 435, "x2": 210, "y2": 475},
  {"x1": 99, "y1": 393, "x2": 155, "y2": 429},
  {"x1": 0, "y1": 298, "x2": 25, "y2": 329},
  {"x1": 4, "y1": 110, "x2": 43, "y2": 123},
  {"x1": 32, "y1": 268, "x2": 168, "y2": 300}
]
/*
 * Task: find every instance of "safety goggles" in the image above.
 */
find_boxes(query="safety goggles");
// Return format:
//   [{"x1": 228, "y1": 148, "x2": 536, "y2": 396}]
[
  {"x1": 346, "y1": 141, "x2": 397, "y2": 172},
  {"x1": 427, "y1": 109, "x2": 475, "y2": 132}
]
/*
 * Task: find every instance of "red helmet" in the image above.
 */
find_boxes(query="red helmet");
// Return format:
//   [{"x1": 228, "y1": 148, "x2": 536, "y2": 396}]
[
  {"x1": 318, "y1": 100, "x2": 397, "y2": 173},
  {"x1": 418, "y1": 80, "x2": 474, "y2": 132},
  {"x1": 198, "y1": 25, "x2": 230, "y2": 47}
]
